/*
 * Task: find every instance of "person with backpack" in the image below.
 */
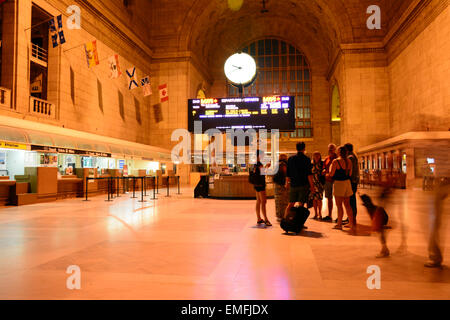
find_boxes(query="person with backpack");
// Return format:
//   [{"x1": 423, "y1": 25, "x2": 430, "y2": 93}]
[
  {"x1": 329, "y1": 146, "x2": 355, "y2": 234},
  {"x1": 273, "y1": 154, "x2": 289, "y2": 221},
  {"x1": 311, "y1": 151, "x2": 325, "y2": 220},
  {"x1": 284, "y1": 142, "x2": 315, "y2": 217},
  {"x1": 249, "y1": 150, "x2": 271, "y2": 227}
]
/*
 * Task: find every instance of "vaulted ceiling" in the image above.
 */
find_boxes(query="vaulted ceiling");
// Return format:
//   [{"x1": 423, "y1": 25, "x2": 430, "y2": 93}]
[{"x1": 148, "y1": 0, "x2": 415, "y2": 75}]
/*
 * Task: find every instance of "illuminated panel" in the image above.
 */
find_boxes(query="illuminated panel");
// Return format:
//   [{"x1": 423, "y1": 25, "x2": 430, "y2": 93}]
[{"x1": 188, "y1": 96, "x2": 295, "y2": 132}]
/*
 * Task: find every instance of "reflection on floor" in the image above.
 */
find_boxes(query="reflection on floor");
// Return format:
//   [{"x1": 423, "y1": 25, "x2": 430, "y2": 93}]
[{"x1": 0, "y1": 187, "x2": 448, "y2": 300}]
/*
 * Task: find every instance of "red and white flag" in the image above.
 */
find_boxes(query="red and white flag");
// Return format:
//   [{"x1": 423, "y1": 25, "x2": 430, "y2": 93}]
[
  {"x1": 159, "y1": 84, "x2": 169, "y2": 103},
  {"x1": 108, "y1": 54, "x2": 122, "y2": 79}
]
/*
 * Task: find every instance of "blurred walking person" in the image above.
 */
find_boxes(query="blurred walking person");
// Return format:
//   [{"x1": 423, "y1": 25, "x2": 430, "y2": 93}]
[{"x1": 425, "y1": 148, "x2": 450, "y2": 268}]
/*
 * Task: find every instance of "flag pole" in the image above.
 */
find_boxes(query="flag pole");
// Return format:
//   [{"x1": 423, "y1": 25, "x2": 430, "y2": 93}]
[{"x1": 24, "y1": 17, "x2": 55, "y2": 31}]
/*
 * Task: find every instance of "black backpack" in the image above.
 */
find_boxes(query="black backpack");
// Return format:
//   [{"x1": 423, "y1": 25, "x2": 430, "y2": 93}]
[{"x1": 248, "y1": 166, "x2": 259, "y2": 185}]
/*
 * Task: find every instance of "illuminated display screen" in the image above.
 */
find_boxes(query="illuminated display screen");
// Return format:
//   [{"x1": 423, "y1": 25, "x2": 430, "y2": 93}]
[{"x1": 188, "y1": 96, "x2": 295, "y2": 132}]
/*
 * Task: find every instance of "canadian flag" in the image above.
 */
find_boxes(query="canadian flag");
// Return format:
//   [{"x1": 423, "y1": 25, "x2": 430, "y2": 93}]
[{"x1": 159, "y1": 84, "x2": 169, "y2": 103}]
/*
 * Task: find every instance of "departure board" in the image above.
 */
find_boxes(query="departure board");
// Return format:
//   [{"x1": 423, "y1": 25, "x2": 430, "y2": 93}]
[{"x1": 188, "y1": 96, "x2": 295, "y2": 132}]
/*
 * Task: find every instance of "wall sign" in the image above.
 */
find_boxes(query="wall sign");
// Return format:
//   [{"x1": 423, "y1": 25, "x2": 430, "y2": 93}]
[
  {"x1": 0, "y1": 141, "x2": 28, "y2": 150},
  {"x1": 31, "y1": 145, "x2": 111, "y2": 158}
]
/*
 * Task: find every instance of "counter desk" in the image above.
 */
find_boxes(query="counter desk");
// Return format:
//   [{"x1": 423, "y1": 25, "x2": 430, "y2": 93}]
[{"x1": 208, "y1": 175, "x2": 274, "y2": 199}]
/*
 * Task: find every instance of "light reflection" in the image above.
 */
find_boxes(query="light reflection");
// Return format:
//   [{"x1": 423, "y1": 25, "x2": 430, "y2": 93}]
[{"x1": 228, "y1": 0, "x2": 244, "y2": 11}]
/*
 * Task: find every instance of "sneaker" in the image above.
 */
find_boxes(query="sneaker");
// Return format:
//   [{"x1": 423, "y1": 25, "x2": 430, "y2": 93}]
[
  {"x1": 322, "y1": 216, "x2": 332, "y2": 222},
  {"x1": 264, "y1": 220, "x2": 272, "y2": 227},
  {"x1": 342, "y1": 218, "x2": 349, "y2": 225},
  {"x1": 257, "y1": 219, "x2": 265, "y2": 225}
]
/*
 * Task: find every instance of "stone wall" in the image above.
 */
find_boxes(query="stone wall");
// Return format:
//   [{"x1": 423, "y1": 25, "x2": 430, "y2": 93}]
[
  {"x1": 0, "y1": 0, "x2": 155, "y2": 147},
  {"x1": 388, "y1": 4, "x2": 450, "y2": 136}
]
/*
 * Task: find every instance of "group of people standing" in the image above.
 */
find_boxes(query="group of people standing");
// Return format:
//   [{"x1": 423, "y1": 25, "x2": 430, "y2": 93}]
[{"x1": 252, "y1": 142, "x2": 360, "y2": 234}]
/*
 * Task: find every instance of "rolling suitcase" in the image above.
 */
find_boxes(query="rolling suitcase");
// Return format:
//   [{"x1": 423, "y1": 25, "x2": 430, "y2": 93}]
[{"x1": 280, "y1": 206, "x2": 310, "y2": 234}]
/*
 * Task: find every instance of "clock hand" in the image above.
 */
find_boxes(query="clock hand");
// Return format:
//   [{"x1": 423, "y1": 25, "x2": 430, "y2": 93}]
[{"x1": 232, "y1": 65, "x2": 243, "y2": 69}]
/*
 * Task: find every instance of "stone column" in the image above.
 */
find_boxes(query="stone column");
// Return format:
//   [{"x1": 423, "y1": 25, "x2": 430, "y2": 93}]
[
  {"x1": 1, "y1": 0, "x2": 32, "y2": 113},
  {"x1": 338, "y1": 46, "x2": 391, "y2": 151}
]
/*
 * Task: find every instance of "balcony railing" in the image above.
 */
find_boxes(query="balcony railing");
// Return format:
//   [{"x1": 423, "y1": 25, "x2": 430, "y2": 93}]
[
  {"x1": 30, "y1": 43, "x2": 48, "y2": 67},
  {"x1": 0, "y1": 87, "x2": 11, "y2": 109},
  {"x1": 29, "y1": 96, "x2": 56, "y2": 119}
]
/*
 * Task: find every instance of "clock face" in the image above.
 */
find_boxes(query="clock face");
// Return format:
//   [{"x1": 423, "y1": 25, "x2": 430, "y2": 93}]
[{"x1": 224, "y1": 53, "x2": 257, "y2": 86}]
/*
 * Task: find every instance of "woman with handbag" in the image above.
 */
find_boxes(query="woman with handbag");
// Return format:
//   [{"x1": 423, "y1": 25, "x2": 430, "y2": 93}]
[{"x1": 250, "y1": 150, "x2": 272, "y2": 227}]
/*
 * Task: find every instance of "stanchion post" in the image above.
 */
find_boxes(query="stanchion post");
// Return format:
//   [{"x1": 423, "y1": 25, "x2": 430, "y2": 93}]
[
  {"x1": 166, "y1": 176, "x2": 170, "y2": 197},
  {"x1": 139, "y1": 177, "x2": 146, "y2": 203},
  {"x1": 143, "y1": 176, "x2": 147, "y2": 196},
  {"x1": 132, "y1": 177, "x2": 137, "y2": 199},
  {"x1": 156, "y1": 176, "x2": 159, "y2": 194},
  {"x1": 84, "y1": 177, "x2": 90, "y2": 201},
  {"x1": 105, "y1": 177, "x2": 113, "y2": 202},
  {"x1": 177, "y1": 176, "x2": 181, "y2": 195},
  {"x1": 152, "y1": 176, "x2": 157, "y2": 200}
]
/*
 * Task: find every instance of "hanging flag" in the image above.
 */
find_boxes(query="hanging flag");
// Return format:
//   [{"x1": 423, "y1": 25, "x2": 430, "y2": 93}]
[
  {"x1": 108, "y1": 54, "x2": 122, "y2": 79},
  {"x1": 56, "y1": 15, "x2": 66, "y2": 45},
  {"x1": 84, "y1": 40, "x2": 100, "y2": 68},
  {"x1": 141, "y1": 76, "x2": 152, "y2": 97},
  {"x1": 126, "y1": 67, "x2": 139, "y2": 90},
  {"x1": 48, "y1": 15, "x2": 65, "y2": 48},
  {"x1": 159, "y1": 84, "x2": 169, "y2": 102},
  {"x1": 48, "y1": 18, "x2": 59, "y2": 48}
]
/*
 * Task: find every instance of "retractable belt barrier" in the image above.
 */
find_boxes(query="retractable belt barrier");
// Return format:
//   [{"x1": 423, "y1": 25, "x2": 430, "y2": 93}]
[{"x1": 83, "y1": 176, "x2": 180, "y2": 202}]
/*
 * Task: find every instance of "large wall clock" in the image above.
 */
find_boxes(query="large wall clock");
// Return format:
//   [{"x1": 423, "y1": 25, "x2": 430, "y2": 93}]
[{"x1": 224, "y1": 53, "x2": 257, "y2": 87}]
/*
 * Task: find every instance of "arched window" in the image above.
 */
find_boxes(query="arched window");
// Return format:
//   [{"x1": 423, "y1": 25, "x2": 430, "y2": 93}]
[
  {"x1": 227, "y1": 39, "x2": 313, "y2": 138},
  {"x1": 331, "y1": 85, "x2": 341, "y2": 122}
]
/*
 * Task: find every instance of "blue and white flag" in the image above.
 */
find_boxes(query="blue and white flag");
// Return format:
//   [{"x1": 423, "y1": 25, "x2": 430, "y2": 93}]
[
  {"x1": 48, "y1": 15, "x2": 66, "y2": 47},
  {"x1": 126, "y1": 67, "x2": 139, "y2": 90},
  {"x1": 56, "y1": 15, "x2": 66, "y2": 45}
]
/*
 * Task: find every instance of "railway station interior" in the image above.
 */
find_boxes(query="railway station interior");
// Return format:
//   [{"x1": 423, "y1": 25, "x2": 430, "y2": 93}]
[{"x1": 0, "y1": 0, "x2": 449, "y2": 300}]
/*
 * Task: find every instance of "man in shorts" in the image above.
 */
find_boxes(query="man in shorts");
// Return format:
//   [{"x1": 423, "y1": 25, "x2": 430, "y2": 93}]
[
  {"x1": 284, "y1": 142, "x2": 314, "y2": 218},
  {"x1": 322, "y1": 144, "x2": 338, "y2": 222}
]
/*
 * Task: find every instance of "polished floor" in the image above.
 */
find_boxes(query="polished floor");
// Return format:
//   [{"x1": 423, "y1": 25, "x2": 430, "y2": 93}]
[{"x1": 0, "y1": 186, "x2": 449, "y2": 300}]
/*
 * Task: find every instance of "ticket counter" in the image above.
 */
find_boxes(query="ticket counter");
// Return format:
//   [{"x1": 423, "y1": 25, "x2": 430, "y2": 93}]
[{"x1": 208, "y1": 175, "x2": 274, "y2": 199}]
